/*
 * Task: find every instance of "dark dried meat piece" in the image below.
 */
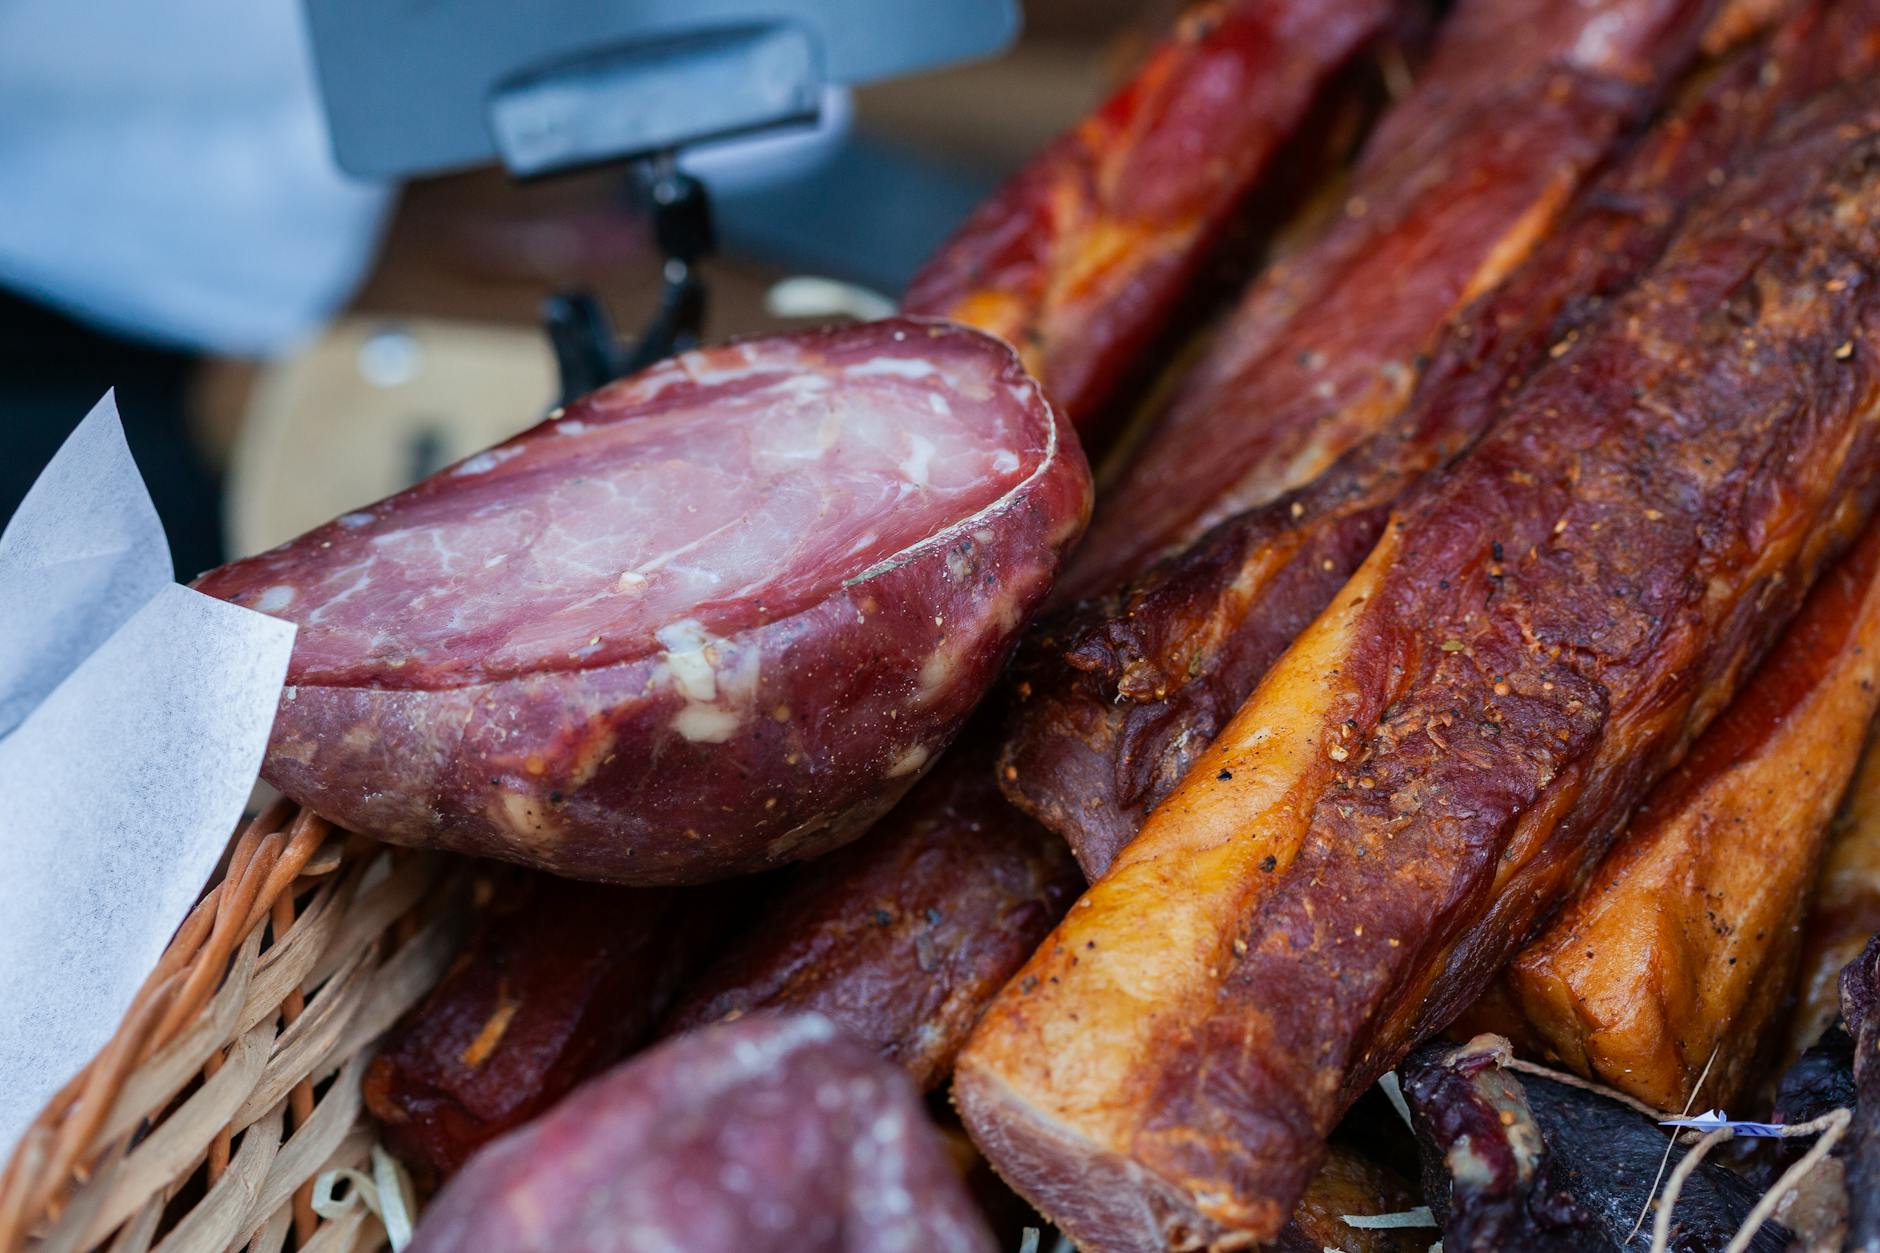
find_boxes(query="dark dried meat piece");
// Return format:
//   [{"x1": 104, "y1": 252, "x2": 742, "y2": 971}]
[{"x1": 406, "y1": 1013, "x2": 997, "y2": 1253}]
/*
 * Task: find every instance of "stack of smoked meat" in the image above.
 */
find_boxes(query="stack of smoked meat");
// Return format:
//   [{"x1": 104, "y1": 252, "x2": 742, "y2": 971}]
[{"x1": 194, "y1": 0, "x2": 1880, "y2": 1249}]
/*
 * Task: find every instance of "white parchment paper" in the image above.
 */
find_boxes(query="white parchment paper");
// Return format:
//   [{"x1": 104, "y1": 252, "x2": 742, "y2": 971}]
[{"x1": 0, "y1": 393, "x2": 297, "y2": 1156}]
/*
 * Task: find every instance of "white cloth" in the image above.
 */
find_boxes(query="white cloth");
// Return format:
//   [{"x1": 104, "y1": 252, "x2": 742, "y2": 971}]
[{"x1": 0, "y1": 0, "x2": 392, "y2": 353}]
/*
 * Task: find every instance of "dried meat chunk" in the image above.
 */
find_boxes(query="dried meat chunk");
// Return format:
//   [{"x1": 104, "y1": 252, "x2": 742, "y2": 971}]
[
  {"x1": 903, "y1": 0, "x2": 1399, "y2": 436},
  {"x1": 998, "y1": 0, "x2": 1853, "y2": 876},
  {"x1": 1402, "y1": 1035, "x2": 1788, "y2": 1252},
  {"x1": 1477, "y1": 512, "x2": 1880, "y2": 1110},
  {"x1": 406, "y1": 1013, "x2": 996, "y2": 1253},
  {"x1": 663, "y1": 735, "x2": 1079, "y2": 1091},
  {"x1": 1060, "y1": 0, "x2": 1719, "y2": 599},
  {"x1": 956, "y1": 80, "x2": 1880, "y2": 1251},
  {"x1": 197, "y1": 318, "x2": 1091, "y2": 884},
  {"x1": 363, "y1": 872, "x2": 729, "y2": 1184}
]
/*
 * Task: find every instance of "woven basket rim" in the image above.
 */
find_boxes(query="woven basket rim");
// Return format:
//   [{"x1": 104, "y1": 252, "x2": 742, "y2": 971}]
[{"x1": 0, "y1": 802, "x2": 453, "y2": 1253}]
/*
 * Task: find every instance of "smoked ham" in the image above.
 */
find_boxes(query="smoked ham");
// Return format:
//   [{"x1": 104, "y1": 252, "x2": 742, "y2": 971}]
[
  {"x1": 955, "y1": 79, "x2": 1880, "y2": 1250},
  {"x1": 197, "y1": 319, "x2": 1091, "y2": 884}
]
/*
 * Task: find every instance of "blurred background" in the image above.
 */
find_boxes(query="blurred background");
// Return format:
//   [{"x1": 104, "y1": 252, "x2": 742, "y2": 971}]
[{"x1": 0, "y1": 0, "x2": 1170, "y2": 580}]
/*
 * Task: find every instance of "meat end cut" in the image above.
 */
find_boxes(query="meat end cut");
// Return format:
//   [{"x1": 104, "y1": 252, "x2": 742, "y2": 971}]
[
  {"x1": 404, "y1": 1012, "x2": 997, "y2": 1253},
  {"x1": 197, "y1": 318, "x2": 1092, "y2": 884}
]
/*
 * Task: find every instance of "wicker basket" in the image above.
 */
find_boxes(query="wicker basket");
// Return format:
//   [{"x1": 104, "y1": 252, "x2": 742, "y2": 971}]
[{"x1": 0, "y1": 801, "x2": 466, "y2": 1252}]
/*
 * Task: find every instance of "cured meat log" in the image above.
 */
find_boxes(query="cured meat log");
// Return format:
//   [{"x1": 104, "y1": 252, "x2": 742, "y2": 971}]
[
  {"x1": 1793, "y1": 726, "x2": 1880, "y2": 1061},
  {"x1": 663, "y1": 735, "x2": 1080, "y2": 1091},
  {"x1": 1059, "y1": 0, "x2": 1719, "y2": 600},
  {"x1": 362, "y1": 874, "x2": 726, "y2": 1184},
  {"x1": 1474, "y1": 514, "x2": 1880, "y2": 1111},
  {"x1": 955, "y1": 81, "x2": 1880, "y2": 1251},
  {"x1": 901, "y1": 0, "x2": 1398, "y2": 436},
  {"x1": 406, "y1": 1013, "x2": 996, "y2": 1253},
  {"x1": 1401, "y1": 1035, "x2": 1788, "y2": 1252},
  {"x1": 1001, "y1": 0, "x2": 1880, "y2": 879},
  {"x1": 197, "y1": 318, "x2": 1091, "y2": 885}
]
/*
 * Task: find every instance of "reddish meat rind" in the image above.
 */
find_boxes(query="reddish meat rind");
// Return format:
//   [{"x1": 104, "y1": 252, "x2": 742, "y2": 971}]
[
  {"x1": 956, "y1": 82, "x2": 1880, "y2": 1250},
  {"x1": 663, "y1": 736, "x2": 1080, "y2": 1091},
  {"x1": 1061, "y1": 0, "x2": 1720, "y2": 599},
  {"x1": 901, "y1": 0, "x2": 1397, "y2": 436},
  {"x1": 197, "y1": 318, "x2": 1092, "y2": 885},
  {"x1": 1003, "y1": 0, "x2": 1880, "y2": 878},
  {"x1": 1402, "y1": 1036, "x2": 1788, "y2": 1252},
  {"x1": 406, "y1": 1013, "x2": 997, "y2": 1253},
  {"x1": 363, "y1": 873, "x2": 724, "y2": 1185}
]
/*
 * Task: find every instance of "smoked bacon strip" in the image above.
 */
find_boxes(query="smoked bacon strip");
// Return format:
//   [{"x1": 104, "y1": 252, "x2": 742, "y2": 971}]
[
  {"x1": 956, "y1": 79, "x2": 1880, "y2": 1253},
  {"x1": 1060, "y1": 0, "x2": 1719, "y2": 599},
  {"x1": 1002, "y1": 0, "x2": 1880, "y2": 879},
  {"x1": 1474, "y1": 513, "x2": 1880, "y2": 1111},
  {"x1": 901, "y1": 0, "x2": 1398, "y2": 436}
]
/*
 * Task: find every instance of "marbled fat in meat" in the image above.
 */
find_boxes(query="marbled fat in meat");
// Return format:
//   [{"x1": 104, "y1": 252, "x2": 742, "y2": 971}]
[{"x1": 197, "y1": 318, "x2": 1092, "y2": 884}]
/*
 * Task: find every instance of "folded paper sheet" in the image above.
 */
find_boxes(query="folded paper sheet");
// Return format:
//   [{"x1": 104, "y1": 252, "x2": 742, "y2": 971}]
[{"x1": 0, "y1": 393, "x2": 296, "y2": 1157}]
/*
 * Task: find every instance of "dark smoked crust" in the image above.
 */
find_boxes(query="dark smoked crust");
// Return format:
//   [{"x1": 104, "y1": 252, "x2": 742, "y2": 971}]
[
  {"x1": 203, "y1": 318, "x2": 1092, "y2": 885},
  {"x1": 900, "y1": 0, "x2": 1396, "y2": 436},
  {"x1": 1001, "y1": 0, "x2": 1880, "y2": 879},
  {"x1": 661, "y1": 736, "x2": 1081, "y2": 1091},
  {"x1": 1135, "y1": 84, "x2": 1880, "y2": 1230},
  {"x1": 960, "y1": 81, "x2": 1880, "y2": 1251},
  {"x1": 362, "y1": 873, "x2": 724, "y2": 1185}
]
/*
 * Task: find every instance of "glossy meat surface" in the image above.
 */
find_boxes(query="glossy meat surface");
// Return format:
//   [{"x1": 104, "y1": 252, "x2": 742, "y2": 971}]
[
  {"x1": 1793, "y1": 727, "x2": 1880, "y2": 1061},
  {"x1": 198, "y1": 319, "x2": 1091, "y2": 884},
  {"x1": 1001, "y1": 0, "x2": 1880, "y2": 880},
  {"x1": 1482, "y1": 516, "x2": 1880, "y2": 1110},
  {"x1": 663, "y1": 737, "x2": 1080, "y2": 1091},
  {"x1": 902, "y1": 0, "x2": 1396, "y2": 435},
  {"x1": 363, "y1": 873, "x2": 721, "y2": 1184},
  {"x1": 407, "y1": 1013, "x2": 996, "y2": 1253},
  {"x1": 1061, "y1": 0, "x2": 1718, "y2": 598},
  {"x1": 956, "y1": 81, "x2": 1880, "y2": 1251}
]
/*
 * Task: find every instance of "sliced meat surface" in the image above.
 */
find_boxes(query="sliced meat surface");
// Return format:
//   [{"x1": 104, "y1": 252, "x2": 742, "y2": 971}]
[{"x1": 199, "y1": 318, "x2": 1092, "y2": 884}]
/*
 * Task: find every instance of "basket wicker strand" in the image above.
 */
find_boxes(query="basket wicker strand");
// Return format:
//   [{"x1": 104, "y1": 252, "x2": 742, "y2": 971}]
[{"x1": 0, "y1": 801, "x2": 462, "y2": 1252}]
